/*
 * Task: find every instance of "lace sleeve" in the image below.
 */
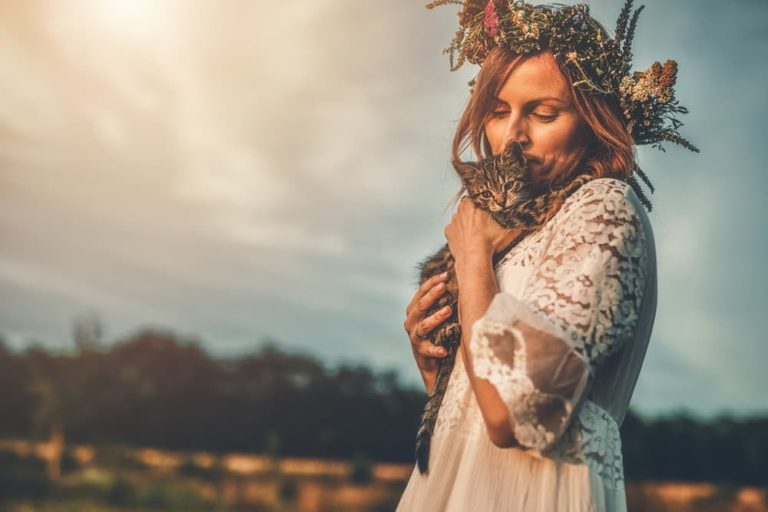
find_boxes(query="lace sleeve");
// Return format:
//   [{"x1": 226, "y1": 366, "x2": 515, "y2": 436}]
[{"x1": 470, "y1": 181, "x2": 648, "y2": 455}]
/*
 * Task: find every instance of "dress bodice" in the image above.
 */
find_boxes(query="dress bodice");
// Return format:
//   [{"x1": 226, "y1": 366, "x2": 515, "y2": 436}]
[{"x1": 397, "y1": 177, "x2": 658, "y2": 512}]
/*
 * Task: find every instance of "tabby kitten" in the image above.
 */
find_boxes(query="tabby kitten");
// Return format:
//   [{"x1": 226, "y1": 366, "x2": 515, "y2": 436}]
[{"x1": 413, "y1": 139, "x2": 595, "y2": 474}]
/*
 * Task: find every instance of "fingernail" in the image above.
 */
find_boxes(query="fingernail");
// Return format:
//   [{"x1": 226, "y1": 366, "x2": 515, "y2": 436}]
[
  {"x1": 441, "y1": 306, "x2": 450, "y2": 314},
  {"x1": 441, "y1": 272, "x2": 448, "y2": 279},
  {"x1": 437, "y1": 348, "x2": 446, "y2": 355}
]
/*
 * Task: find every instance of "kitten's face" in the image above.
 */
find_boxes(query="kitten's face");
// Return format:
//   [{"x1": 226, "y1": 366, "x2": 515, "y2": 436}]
[{"x1": 452, "y1": 140, "x2": 534, "y2": 214}]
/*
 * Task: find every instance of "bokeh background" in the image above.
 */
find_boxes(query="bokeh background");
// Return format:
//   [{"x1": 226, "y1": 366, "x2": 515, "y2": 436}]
[{"x1": 1, "y1": 0, "x2": 767, "y2": 510}]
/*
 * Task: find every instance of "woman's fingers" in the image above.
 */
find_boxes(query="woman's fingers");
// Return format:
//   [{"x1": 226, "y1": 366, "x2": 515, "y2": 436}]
[
  {"x1": 404, "y1": 285, "x2": 445, "y2": 335},
  {"x1": 416, "y1": 305, "x2": 452, "y2": 338},
  {"x1": 404, "y1": 274, "x2": 449, "y2": 336},
  {"x1": 416, "y1": 281, "x2": 447, "y2": 316},
  {"x1": 404, "y1": 272, "x2": 452, "y2": 366},
  {"x1": 409, "y1": 305, "x2": 452, "y2": 358},
  {"x1": 416, "y1": 339, "x2": 448, "y2": 358},
  {"x1": 406, "y1": 272, "x2": 448, "y2": 316}
]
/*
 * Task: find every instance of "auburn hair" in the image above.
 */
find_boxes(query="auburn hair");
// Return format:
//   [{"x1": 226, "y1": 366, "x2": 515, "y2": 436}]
[{"x1": 448, "y1": 44, "x2": 637, "y2": 208}]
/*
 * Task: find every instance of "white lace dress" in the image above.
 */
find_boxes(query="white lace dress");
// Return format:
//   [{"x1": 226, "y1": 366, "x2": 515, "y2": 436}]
[{"x1": 397, "y1": 178, "x2": 658, "y2": 511}]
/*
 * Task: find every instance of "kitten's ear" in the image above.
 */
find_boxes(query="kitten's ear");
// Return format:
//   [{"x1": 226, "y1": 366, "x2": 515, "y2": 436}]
[
  {"x1": 452, "y1": 160, "x2": 480, "y2": 181},
  {"x1": 503, "y1": 140, "x2": 526, "y2": 164}
]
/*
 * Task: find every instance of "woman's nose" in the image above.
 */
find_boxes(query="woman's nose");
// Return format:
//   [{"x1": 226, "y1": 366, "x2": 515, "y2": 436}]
[{"x1": 503, "y1": 115, "x2": 531, "y2": 148}]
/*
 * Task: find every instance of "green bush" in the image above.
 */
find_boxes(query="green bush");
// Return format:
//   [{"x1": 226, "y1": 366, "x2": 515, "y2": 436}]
[
  {"x1": 177, "y1": 456, "x2": 225, "y2": 481},
  {"x1": 60, "y1": 445, "x2": 81, "y2": 473},
  {"x1": 349, "y1": 453, "x2": 374, "y2": 484},
  {"x1": 0, "y1": 449, "x2": 51, "y2": 498},
  {"x1": 105, "y1": 476, "x2": 141, "y2": 506},
  {"x1": 278, "y1": 475, "x2": 299, "y2": 501},
  {"x1": 106, "y1": 475, "x2": 210, "y2": 509},
  {"x1": 95, "y1": 445, "x2": 148, "y2": 471}
]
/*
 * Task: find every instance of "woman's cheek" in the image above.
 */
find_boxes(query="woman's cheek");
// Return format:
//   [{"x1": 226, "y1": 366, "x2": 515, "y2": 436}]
[{"x1": 486, "y1": 123, "x2": 503, "y2": 154}]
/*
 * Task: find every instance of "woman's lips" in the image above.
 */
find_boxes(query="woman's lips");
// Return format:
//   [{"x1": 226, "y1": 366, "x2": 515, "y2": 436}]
[{"x1": 524, "y1": 155, "x2": 541, "y2": 166}]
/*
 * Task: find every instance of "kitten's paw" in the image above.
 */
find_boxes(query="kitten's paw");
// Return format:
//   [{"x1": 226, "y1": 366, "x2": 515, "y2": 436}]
[
  {"x1": 444, "y1": 323, "x2": 462, "y2": 348},
  {"x1": 433, "y1": 327, "x2": 449, "y2": 348}
]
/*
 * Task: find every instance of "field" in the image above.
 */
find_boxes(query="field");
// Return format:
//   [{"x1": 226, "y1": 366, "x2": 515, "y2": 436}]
[{"x1": 1, "y1": 439, "x2": 766, "y2": 512}]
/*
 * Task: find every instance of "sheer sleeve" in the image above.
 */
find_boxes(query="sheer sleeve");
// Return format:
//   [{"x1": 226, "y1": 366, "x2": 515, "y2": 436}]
[{"x1": 469, "y1": 181, "x2": 649, "y2": 456}]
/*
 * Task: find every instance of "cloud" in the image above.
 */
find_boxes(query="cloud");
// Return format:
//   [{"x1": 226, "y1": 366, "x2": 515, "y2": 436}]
[{"x1": 0, "y1": 0, "x2": 766, "y2": 419}]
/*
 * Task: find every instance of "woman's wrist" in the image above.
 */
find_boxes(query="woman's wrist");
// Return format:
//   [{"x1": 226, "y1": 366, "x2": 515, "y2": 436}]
[{"x1": 454, "y1": 248, "x2": 494, "y2": 284}]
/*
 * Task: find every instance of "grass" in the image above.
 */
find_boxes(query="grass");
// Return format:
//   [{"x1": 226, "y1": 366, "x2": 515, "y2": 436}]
[{"x1": 0, "y1": 441, "x2": 765, "y2": 512}]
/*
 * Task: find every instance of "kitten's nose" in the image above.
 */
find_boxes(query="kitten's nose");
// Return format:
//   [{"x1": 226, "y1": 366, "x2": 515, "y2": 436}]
[{"x1": 495, "y1": 194, "x2": 507, "y2": 207}]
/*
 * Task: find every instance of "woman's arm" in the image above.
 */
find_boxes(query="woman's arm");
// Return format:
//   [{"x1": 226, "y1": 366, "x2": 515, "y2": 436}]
[
  {"x1": 455, "y1": 249, "x2": 519, "y2": 448},
  {"x1": 447, "y1": 181, "x2": 651, "y2": 454},
  {"x1": 457, "y1": 182, "x2": 650, "y2": 456},
  {"x1": 442, "y1": 196, "x2": 527, "y2": 447}
]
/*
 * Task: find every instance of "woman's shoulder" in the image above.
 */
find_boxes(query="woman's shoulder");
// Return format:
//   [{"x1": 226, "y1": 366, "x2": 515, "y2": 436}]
[
  {"x1": 553, "y1": 177, "x2": 644, "y2": 227},
  {"x1": 497, "y1": 178, "x2": 650, "y2": 270},
  {"x1": 565, "y1": 177, "x2": 634, "y2": 208},
  {"x1": 524, "y1": 177, "x2": 655, "y2": 278}
]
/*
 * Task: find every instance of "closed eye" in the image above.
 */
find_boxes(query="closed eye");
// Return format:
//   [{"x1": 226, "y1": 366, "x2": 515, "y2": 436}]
[
  {"x1": 533, "y1": 113, "x2": 558, "y2": 122},
  {"x1": 490, "y1": 110, "x2": 559, "y2": 122}
]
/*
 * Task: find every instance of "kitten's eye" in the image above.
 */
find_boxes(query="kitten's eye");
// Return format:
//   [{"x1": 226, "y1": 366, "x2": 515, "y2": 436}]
[
  {"x1": 503, "y1": 182, "x2": 514, "y2": 191},
  {"x1": 480, "y1": 191, "x2": 492, "y2": 199}
]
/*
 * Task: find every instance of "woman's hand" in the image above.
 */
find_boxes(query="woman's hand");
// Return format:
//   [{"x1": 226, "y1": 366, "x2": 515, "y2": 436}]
[
  {"x1": 404, "y1": 272, "x2": 452, "y2": 393},
  {"x1": 444, "y1": 196, "x2": 523, "y2": 269}
]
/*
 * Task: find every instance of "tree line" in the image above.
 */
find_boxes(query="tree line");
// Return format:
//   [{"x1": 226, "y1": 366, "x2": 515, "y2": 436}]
[{"x1": 0, "y1": 326, "x2": 765, "y2": 485}]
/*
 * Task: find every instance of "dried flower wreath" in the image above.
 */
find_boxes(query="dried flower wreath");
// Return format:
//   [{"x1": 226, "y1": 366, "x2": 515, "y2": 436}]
[{"x1": 426, "y1": 0, "x2": 700, "y2": 210}]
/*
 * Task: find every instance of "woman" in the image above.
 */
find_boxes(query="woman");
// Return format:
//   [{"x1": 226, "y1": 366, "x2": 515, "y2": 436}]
[{"x1": 397, "y1": 1, "x2": 697, "y2": 510}]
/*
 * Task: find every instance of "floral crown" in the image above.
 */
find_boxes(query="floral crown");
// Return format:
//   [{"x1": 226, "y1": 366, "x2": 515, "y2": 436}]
[{"x1": 426, "y1": 0, "x2": 700, "y2": 211}]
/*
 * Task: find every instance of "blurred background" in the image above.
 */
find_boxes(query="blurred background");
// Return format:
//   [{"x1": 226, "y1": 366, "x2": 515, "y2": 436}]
[{"x1": 0, "y1": 0, "x2": 766, "y2": 510}]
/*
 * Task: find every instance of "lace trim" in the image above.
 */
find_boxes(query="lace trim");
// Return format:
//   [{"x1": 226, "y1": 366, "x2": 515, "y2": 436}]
[
  {"x1": 470, "y1": 318, "x2": 589, "y2": 454},
  {"x1": 493, "y1": 227, "x2": 546, "y2": 269},
  {"x1": 551, "y1": 400, "x2": 626, "y2": 490},
  {"x1": 466, "y1": 317, "x2": 626, "y2": 489}
]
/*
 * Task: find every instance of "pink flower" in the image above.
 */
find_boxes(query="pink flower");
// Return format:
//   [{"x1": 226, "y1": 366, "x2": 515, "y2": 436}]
[{"x1": 483, "y1": 0, "x2": 499, "y2": 38}]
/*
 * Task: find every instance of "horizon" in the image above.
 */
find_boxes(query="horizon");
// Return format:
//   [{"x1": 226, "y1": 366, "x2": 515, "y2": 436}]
[{"x1": 1, "y1": 0, "x2": 767, "y2": 421}]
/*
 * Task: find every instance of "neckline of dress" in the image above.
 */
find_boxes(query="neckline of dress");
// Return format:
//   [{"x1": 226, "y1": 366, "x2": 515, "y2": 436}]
[
  {"x1": 492, "y1": 229, "x2": 531, "y2": 270},
  {"x1": 491, "y1": 178, "x2": 599, "y2": 271}
]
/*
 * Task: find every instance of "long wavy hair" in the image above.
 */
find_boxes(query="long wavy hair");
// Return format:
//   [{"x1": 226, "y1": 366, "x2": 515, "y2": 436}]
[{"x1": 448, "y1": 44, "x2": 637, "y2": 209}]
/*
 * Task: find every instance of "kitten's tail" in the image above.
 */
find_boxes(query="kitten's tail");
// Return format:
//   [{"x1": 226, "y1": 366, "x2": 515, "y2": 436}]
[{"x1": 414, "y1": 359, "x2": 453, "y2": 475}]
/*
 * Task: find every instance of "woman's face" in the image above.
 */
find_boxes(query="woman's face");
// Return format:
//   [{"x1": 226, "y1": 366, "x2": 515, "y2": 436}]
[{"x1": 484, "y1": 51, "x2": 589, "y2": 188}]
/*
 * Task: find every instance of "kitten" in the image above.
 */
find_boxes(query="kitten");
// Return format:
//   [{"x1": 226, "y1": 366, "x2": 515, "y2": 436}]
[{"x1": 413, "y1": 139, "x2": 594, "y2": 474}]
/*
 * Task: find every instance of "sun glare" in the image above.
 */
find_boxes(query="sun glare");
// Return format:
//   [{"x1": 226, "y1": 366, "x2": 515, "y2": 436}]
[{"x1": 83, "y1": 0, "x2": 172, "y2": 42}]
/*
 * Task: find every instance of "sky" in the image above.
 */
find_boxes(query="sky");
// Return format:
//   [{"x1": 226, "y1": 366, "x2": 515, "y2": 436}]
[{"x1": 0, "y1": 0, "x2": 766, "y2": 420}]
